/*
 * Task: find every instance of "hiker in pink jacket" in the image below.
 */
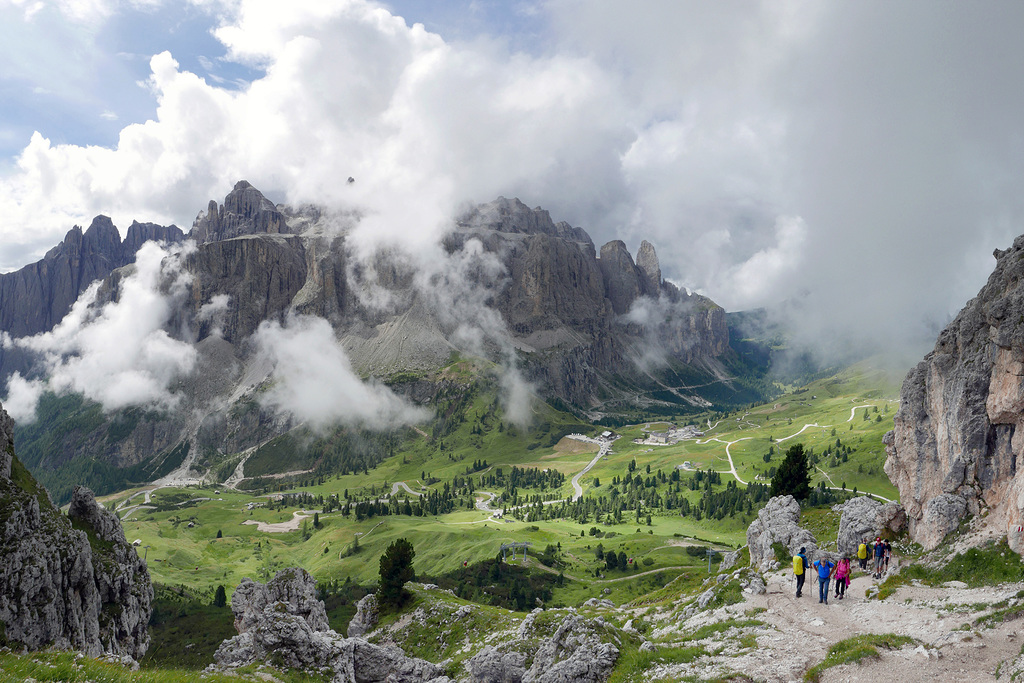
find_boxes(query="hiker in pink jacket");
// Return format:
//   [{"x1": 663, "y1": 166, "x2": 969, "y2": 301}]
[{"x1": 834, "y1": 556, "x2": 851, "y2": 600}]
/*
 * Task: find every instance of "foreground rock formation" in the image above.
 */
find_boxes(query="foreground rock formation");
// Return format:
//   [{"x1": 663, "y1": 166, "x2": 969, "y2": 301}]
[
  {"x1": 0, "y1": 401, "x2": 152, "y2": 658},
  {"x1": 885, "y1": 234, "x2": 1024, "y2": 553},
  {"x1": 214, "y1": 569, "x2": 449, "y2": 682},
  {"x1": 214, "y1": 570, "x2": 623, "y2": 683}
]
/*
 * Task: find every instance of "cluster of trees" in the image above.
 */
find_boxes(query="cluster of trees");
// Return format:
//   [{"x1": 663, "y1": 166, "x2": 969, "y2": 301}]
[
  {"x1": 595, "y1": 545, "x2": 639, "y2": 572},
  {"x1": 427, "y1": 554, "x2": 559, "y2": 611}
]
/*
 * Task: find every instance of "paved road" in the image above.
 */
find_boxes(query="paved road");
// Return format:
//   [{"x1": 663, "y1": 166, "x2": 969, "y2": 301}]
[
  {"x1": 390, "y1": 481, "x2": 422, "y2": 497},
  {"x1": 567, "y1": 437, "x2": 611, "y2": 500}
]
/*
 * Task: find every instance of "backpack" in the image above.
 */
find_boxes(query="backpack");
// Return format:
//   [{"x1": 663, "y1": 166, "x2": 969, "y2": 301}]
[
  {"x1": 857, "y1": 543, "x2": 867, "y2": 559},
  {"x1": 793, "y1": 555, "x2": 804, "y2": 575}
]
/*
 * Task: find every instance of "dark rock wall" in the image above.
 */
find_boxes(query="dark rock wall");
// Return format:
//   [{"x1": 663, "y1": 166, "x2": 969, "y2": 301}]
[{"x1": 0, "y1": 402, "x2": 152, "y2": 657}]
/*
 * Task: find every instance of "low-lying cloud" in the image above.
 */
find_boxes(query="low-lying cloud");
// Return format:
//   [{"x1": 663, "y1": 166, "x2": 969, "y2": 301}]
[
  {"x1": 251, "y1": 312, "x2": 428, "y2": 431},
  {"x1": 2, "y1": 240, "x2": 197, "y2": 422}
]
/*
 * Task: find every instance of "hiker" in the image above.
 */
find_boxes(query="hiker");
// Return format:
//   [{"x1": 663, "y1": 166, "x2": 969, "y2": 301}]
[
  {"x1": 793, "y1": 547, "x2": 810, "y2": 597},
  {"x1": 883, "y1": 540, "x2": 892, "y2": 572},
  {"x1": 813, "y1": 555, "x2": 835, "y2": 604},
  {"x1": 857, "y1": 539, "x2": 868, "y2": 569},
  {"x1": 873, "y1": 537, "x2": 885, "y2": 579},
  {"x1": 834, "y1": 556, "x2": 851, "y2": 599}
]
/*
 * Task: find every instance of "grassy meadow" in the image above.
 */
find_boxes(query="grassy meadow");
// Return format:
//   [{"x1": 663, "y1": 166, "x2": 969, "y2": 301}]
[{"x1": 103, "y1": 360, "x2": 900, "y2": 608}]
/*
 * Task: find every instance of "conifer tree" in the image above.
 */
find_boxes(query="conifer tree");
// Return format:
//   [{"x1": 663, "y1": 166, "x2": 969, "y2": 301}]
[{"x1": 770, "y1": 443, "x2": 812, "y2": 500}]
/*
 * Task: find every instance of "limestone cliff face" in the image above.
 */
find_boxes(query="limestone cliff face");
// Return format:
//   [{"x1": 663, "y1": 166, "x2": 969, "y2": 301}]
[
  {"x1": 453, "y1": 197, "x2": 732, "y2": 407},
  {"x1": 0, "y1": 402, "x2": 152, "y2": 657},
  {"x1": 886, "y1": 234, "x2": 1024, "y2": 553},
  {"x1": 0, "y1": 216, "x2": 183, "y2": 340},
  {"x1": 4, "y1": 184, "x2": 738, "y2": 491}
]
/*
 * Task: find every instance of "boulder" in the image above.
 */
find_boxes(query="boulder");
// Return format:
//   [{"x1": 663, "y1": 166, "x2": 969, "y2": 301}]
[
  {"x1": 347, "y1": 593, "x2": 378, "y2": 637},
  {"x1": 718, "y1": 547, "x2": 744, "y2": 573},
  {"x1": 467, "y1": 645, "x2": 527, "y2": 683},
  {"x1": 834, "y1": 497, "x2": 908, "y2": 555},
  {"x1": 230, "y1": 568, "x2": 330, "y2": 635},
  {"x1": 745, "y1": 495, "x2": 818, "y2": 572}
]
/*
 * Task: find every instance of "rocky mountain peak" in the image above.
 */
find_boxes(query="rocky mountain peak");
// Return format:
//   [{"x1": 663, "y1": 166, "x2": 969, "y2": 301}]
[
  {"x1": 189, "y1": 180, "x2": 288, "y2": 244},
  {"x1": 636, "y1": 239, "x2": 662, "y2": 295},
  {"x1": 598, "y1": 240, "x2": 643, "y2": 315},
  {"x1": 121, "y1": 220, "x2": 184, "y2": 259},
  {"x1": 458, "y1": 196, "x2": 593, "y2": 245},
  {"x1": 0, "y1": 214, "x2": 183, "y2": 343}
]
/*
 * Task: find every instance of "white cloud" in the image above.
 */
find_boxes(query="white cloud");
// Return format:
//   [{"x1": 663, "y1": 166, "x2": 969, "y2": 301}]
[
  {"x1": 251, "y1": 313, "x2": 428, "y2": 430},
  {"x1": 3, "y1": 240, "x2": 198, "y2": 420},
  {"x1": 2, "y1": 372, "x2": 45, "y2": 423},
  {"x1": 1, "y1": 0, "x2": 1024, "y2": 359}
]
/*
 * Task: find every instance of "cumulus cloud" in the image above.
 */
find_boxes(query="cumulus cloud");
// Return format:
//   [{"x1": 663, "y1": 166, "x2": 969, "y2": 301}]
[
  {"x1": 250, "y1": 312, "x2": 428, "y2": 430},
  {"x1": 2, "y1": 240, "x2": 197, "y2": 421},
  {"x1": 2, "y1": 0, "x2": 1024, "y2": 364}
]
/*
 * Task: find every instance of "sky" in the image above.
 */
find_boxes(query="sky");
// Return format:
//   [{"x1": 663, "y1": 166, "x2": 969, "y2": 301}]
[{"x1": 1, "y1": 0, "x2": 1023, "y2": 360}]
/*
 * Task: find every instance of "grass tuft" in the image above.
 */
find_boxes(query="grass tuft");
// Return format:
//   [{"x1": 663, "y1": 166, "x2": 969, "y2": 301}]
[{"x1": 803, "y1": 634, "x2": 915, "y2": 682}]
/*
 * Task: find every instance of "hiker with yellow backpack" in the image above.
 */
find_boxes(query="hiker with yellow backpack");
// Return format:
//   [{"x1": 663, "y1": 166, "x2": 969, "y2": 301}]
[
  {"x1": 793, "y1": 547, "x2": 810, "y2": 597},
  {"x1": 857, "y1": 539, "x2": 869, "y2": 570}
]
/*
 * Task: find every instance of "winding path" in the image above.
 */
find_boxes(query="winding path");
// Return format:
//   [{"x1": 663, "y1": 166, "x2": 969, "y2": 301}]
[
  {"x1": 390, "y1": 482, "x2": 422, "y2": 497},
  {"x1": 847, "y1": 405, "x2": 874, "y2": 422},
  {"x1": 775, "y1": 423, "x2": 826, "y2": 443}
]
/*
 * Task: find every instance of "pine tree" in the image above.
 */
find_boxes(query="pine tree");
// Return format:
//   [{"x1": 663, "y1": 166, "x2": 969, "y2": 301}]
[
  {"x1": 213, "y1": 585, "x2": 227, "y2": 608},
  {"x1": 770, "y1": 443, "x2": 812, "y2": 500},
  {"x1": 378, "y1": 538, "x2": 416, "y2": 609}
]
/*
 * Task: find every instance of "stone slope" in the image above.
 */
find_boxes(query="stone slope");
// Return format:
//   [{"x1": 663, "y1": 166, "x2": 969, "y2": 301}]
[
  {"x1": 0, "y1": 401, "x2": 152, "y2": 657},
  {"x1": 885, "y1": 234, "x2": 1024, "y2": 553}
]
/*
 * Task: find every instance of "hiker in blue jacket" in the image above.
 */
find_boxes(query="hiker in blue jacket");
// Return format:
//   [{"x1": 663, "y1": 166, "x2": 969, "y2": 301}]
[
  {"x1": 872, "y1": 537, "x2": 885, "y2": 579},
  {"x1": 813, "y1": 555, "x2": 835, "y2": 604}
]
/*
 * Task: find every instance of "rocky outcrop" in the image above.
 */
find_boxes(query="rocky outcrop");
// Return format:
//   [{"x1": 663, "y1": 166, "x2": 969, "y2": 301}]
[
  {"x1": 833, "y1": 496, "x2": 907, "y2": 555},
  {"x1": 347, "y1": 593, "x2": 378, "y2": 637},
  {"x1": 522, "y1": 612, "x2": 618, "y2": 683},
  {"x1": 467, "y1": 646, "x2": 527, "y2": 683},
  {"x1": 188, "y1": 180, "x2": 289, "y2": 244},
  {"x1": 0, "y1": 402, "x2": 152, "y2": 658},
  {"x1": 635, "y1": 240, "x2": 662, "y2": 296},
  {"x1": 745, "y1": 495, "x2": 819, "y2": 571},
  {"x1": 599, "y1": 241, "x2": 644, "y2": 316},
  {"x1": 214, "y1": 569, "x2": 448, "y2": 683},
  {"x1": 885, "y1": 234, "x2": 1024, "y2": 553}
]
